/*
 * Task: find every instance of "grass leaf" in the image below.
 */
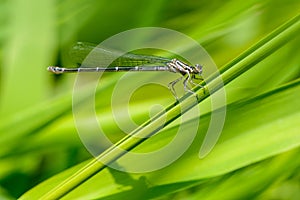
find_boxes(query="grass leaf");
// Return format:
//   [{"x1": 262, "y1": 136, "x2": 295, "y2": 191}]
[{"x1": 19, "y1": 13, "x2": 300, "y2": 200}]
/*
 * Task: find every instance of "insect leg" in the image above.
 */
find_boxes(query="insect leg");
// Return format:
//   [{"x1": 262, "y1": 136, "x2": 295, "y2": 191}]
[
  {"x1": 183, "y1": 72, "x2": 195, "y2": 94},
  {"x1": 168, "y1": 76, "x2": 183, "y2": 101},
  {"x1": 189, "y1": 74, "x2": 205, "y2": 95}
]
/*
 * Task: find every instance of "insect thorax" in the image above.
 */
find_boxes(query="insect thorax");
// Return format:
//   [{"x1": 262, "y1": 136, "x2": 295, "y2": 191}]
[{"x1": 167, "y1": 59, "x2": 198, "y2": 75}]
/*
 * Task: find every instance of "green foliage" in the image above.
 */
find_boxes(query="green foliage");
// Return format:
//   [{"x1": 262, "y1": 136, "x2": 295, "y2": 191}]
[{"x1": 0, "y1": 0, "x2": 299, "y2": 199}]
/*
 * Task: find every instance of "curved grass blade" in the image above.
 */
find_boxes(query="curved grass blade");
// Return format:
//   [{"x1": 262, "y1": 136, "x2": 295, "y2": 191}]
[
  {"x1": 20, "y1": 77, "x2": 300, "y2": 200},
  {"x1": 21, "y1": 13, "x2": 300, "y2": 199}
]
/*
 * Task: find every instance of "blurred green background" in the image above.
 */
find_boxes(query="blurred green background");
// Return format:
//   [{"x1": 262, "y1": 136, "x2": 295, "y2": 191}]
[{"x1": 0, "y1": 0, "x2": 300, "y2": 199}]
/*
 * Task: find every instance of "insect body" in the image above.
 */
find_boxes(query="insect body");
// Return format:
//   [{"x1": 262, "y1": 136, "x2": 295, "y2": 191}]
[{"x1": 48, "y1": 42, "x2": 203, "y2": 100}]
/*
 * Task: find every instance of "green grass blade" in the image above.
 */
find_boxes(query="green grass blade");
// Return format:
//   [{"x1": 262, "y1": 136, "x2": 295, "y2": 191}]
[
  {"x1": 188, "y1": 148, "x2": 300, "y2": 200},
  {"x1": 20, "y1": 77, "x2": 300, "y2": 200},
  {"x1": 205, "y1": 14, "x2": 300, "y2": 83},
  {"x1": 19, "y1": 13, "x2": 300, "y2": 200}
]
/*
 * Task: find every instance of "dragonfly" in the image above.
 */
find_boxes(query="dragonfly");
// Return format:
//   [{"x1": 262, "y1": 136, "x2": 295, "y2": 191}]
[{"x1": 48, "y1": 42, "x2": 203, "y2": 100}]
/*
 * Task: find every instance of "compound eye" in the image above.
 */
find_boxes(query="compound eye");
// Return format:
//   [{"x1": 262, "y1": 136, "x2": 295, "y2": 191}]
[{"x1": 195, "y1": 64, "x2": 203, "y2": 73}]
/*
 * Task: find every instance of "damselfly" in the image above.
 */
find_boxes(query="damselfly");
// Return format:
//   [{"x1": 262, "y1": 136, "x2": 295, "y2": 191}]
[{"x1": 48, "y1": 42, "x2": 203, "y2": 99}]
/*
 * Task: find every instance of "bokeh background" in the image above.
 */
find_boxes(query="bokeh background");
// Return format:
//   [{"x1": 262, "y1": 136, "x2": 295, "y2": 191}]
[{"x1": 0, "y1": 0, "x2": 299, "y2": 199}]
